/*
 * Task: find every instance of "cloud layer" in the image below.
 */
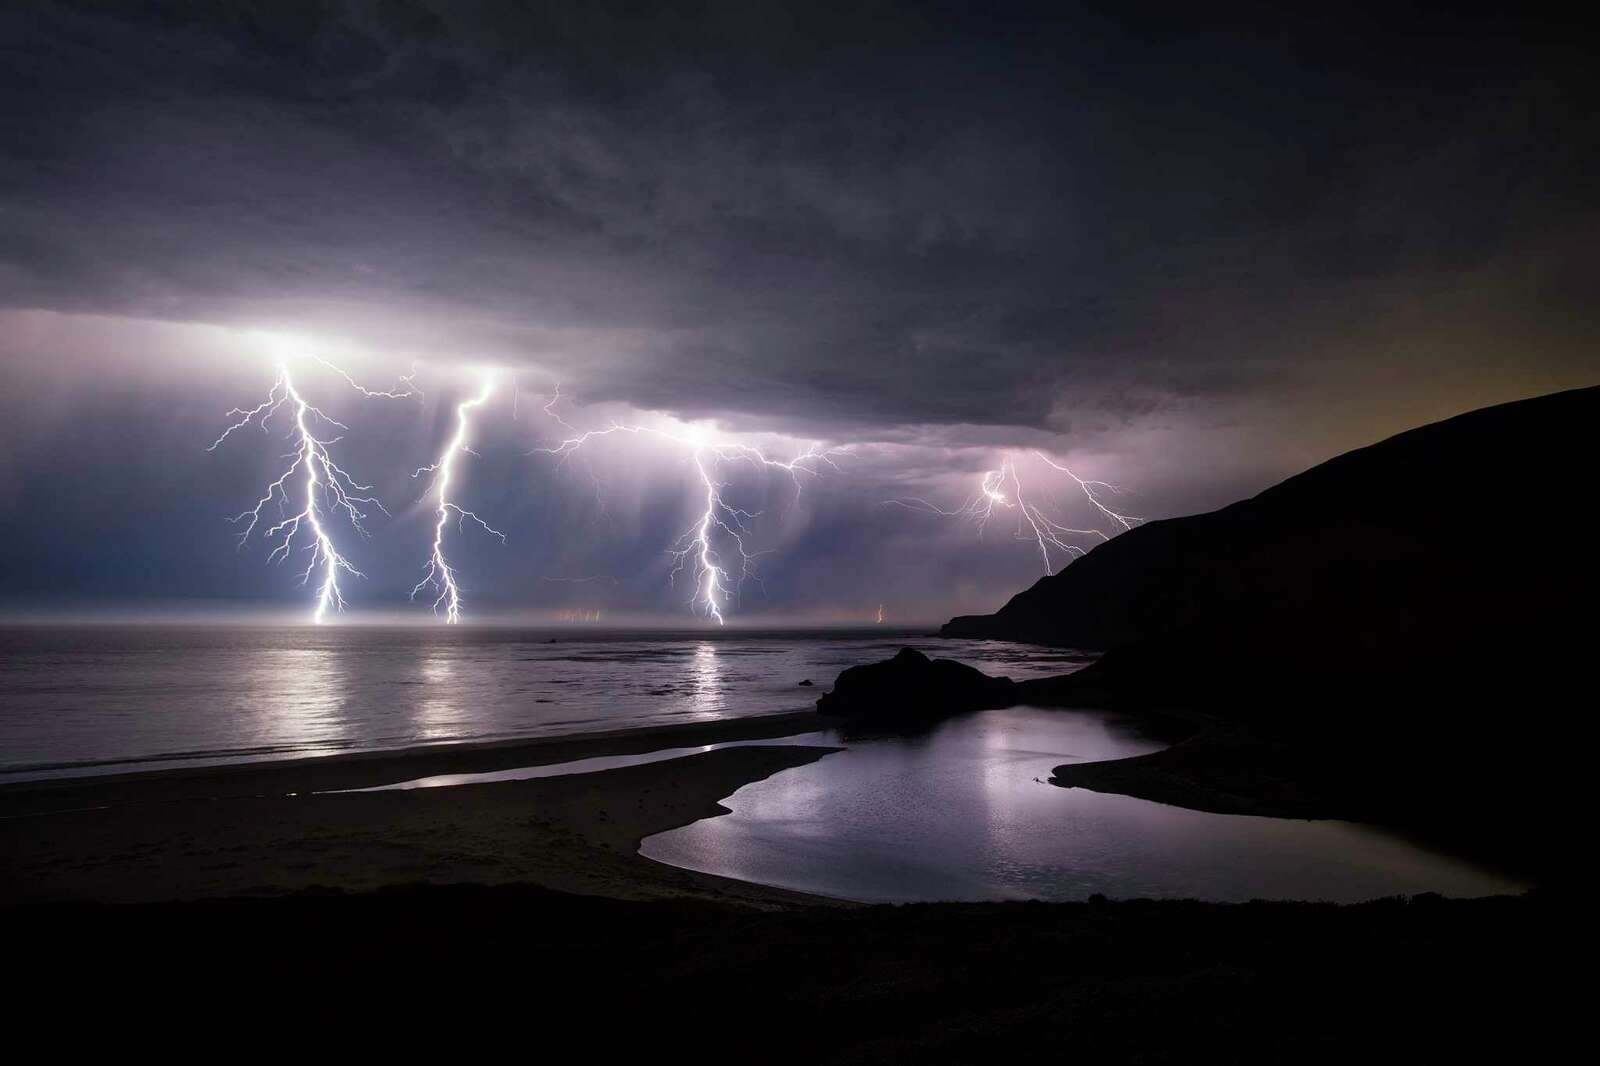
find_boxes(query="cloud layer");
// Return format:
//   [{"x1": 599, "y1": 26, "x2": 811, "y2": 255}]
[
  {"x1": 7, "y1": 3, "x2": 1594, "y2": 432},
  {"x1": 1, "y1": 2, "x2": 1595, "y2": 618}
]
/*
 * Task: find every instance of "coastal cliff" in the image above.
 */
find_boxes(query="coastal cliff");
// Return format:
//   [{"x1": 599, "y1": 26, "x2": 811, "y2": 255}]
[
  {"x1": 942, "y1": 385, "x2": 1598, "y2": 694},
  {"x1": 929, "y1": 386, "x2": 1599, "y2": 876}
]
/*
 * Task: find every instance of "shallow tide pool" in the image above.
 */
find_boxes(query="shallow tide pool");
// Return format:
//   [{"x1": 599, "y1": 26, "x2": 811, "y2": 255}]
[{"x1": 640, "y1": 706, "x2": 1527, "y2": 903}]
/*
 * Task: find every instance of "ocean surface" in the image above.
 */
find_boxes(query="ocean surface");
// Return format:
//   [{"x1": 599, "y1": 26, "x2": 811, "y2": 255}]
[{"x1": 0, "y1": 625, "x2": 1088, "y2": 780}]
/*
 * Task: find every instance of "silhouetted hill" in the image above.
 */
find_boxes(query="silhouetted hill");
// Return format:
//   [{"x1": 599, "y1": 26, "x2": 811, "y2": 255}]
[
  {"x1": 936, "y1": 386, "x2": 1597, "y2": 877},
  {"x1": 944, "y1": 385, "x2": 1598, "y2": 690}
]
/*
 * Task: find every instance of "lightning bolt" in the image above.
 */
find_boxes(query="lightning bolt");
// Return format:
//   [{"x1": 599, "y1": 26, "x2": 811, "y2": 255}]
[
  {"x1": 531, "y1": 393, "x2": 844, "y2": 624},
  {"x1": 884, "y1": 451, "x2": 1141, "y2": 576},
  {"x1": 1031, "y1": 451, "x2": 1140, "y2": 534},
  {"x1": 208, "y1": 362, "x2": 391, "y2": 623},
  {"x1": 411, "y1": 374, "x2": 504, "y2": 624},
  {"x1": 312, "y1": 356, "x2": 422, "y2": 400}
]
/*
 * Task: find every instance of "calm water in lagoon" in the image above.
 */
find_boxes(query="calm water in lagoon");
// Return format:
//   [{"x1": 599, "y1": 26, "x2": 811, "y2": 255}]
[
  {"x1": 0, "y1": 625, "x2": 1087, "y2": 780},
  {"x1": 640, "y1": 707, "x2": 1528, "y2": 903}
]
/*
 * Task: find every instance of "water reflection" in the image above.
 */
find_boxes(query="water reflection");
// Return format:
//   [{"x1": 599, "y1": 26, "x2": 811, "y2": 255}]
[
  {"x1": 414, "y1": 653, "x2": 465, "y2": 741},
  {"x1": 248, "y1": 645, "x2": 350, "y2": 756},
  {"x1": 690, "y1": 642, "x2": 721, "y2": 716},
  {"x1": 641, "y1": 707, "x2": 1529, "y2": 904},
  {"x1": 0, "y1": 627, "x2": 1090, "y2": 779},
  {"x1": 336, "y1": 733, "x2": 831, "y2": 792}
]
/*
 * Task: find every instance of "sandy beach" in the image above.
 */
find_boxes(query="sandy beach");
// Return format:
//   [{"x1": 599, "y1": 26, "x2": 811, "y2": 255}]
[
  {"x1": 1, "y1": 701, "x2": 1562, "y2": 1062},
  {"x1": 1, "y1": 712, "x2": 842, "y2": 906}
]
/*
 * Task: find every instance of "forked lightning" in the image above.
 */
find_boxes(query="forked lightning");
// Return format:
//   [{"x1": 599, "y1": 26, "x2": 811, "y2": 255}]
[
  {"x1": 532, "y1": 395, "x2": 844, "y2": 624},
  {"x1": 411, "y1": 375, "x2": 504, "y2": 623},
  {"x1": 208, "y1": 362, "x2": 393, "y2": 623},
  {"x1": 885, "y1": 452, "x2": 1141, "y2": 575}
]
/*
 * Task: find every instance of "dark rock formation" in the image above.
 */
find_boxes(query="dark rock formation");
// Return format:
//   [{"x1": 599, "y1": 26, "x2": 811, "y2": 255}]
[
  {"x1": 816, "y1": 647, "x2": 1017, "y2": 720},
  {"x1": 797, "y1": 679, "x2": 814, "y2": 686}
]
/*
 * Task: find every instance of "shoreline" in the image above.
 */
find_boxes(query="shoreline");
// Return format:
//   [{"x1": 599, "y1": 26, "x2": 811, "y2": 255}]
[
  {"x1": 1, "y1": 743, "x2": 848, "y2": 907},
  {"x1": 3, "y1": 682, "x2": 1545, "y2": 905},
  {"x1": 1045, "y1": 715, "x2": 1550, "y2": 884},
  {"x1": 1, "y1": 709, "x2": 853, "y2": 908},
  {"x1": 0, "y1": 709, "x2": 826, "y2": 813}
]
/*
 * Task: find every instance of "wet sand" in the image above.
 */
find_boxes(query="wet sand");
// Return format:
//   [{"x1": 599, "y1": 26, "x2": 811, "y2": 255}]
[
  {"x1": 0, "y1": 709, "x2": 823, "y2": 809},
  {"x1": 1, "y1": 712, "x2": 842, "y2": 906}
]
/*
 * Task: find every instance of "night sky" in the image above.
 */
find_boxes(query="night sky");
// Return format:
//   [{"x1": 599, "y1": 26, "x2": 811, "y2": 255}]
[{"x1": 1, "y1": 2, "x2": 1595, "y2": 622}]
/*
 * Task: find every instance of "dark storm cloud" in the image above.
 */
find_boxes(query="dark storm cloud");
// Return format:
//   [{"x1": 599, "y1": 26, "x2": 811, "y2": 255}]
[{"x1": 4, "y1": 1, "x2": 1594, "y2": 437}]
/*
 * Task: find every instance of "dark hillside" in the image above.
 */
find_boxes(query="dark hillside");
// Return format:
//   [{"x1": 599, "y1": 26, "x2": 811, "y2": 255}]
[
  {"x1": 945, "y1": 385, "x2": 1597, "y2": 687},
  {"x1": 942, "y1": 386, "x2": 1598, "y2": 875}
]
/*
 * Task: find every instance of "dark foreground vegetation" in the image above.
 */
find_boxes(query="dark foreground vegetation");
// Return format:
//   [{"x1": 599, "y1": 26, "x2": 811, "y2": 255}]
[{"x1": 9, "y1": 884, "x2": 1563, "y2": 1062}]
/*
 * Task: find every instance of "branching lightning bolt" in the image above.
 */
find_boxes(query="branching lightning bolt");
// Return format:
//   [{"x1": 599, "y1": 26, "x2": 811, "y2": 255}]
[
  {"x1": 531, "y1": 392, "x2": 844, "y2": 624},
  {"x1": 411, "y1": 375, "x2": 504, "y2": 624},
  {"x1": 1031, "y1": 452, "x2": 1140, "y2": 534},
  {"x1": 312, "y1": 356, "x2": 422, "y2": 400},
  {"x1": 208, "y1": 362, "x2": 390, "y2": 623},
  {"x1": 884, "y1": 452, "x2": 1141, "y2": 576}
]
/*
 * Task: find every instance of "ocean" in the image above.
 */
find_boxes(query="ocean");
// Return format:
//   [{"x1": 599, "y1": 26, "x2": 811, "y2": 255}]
[{"x1": 0, "y1": 625, "x2": 1088, "y2": 780}]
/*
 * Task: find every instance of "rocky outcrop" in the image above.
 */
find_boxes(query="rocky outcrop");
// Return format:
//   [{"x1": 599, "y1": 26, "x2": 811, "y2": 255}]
[{"x1": 816, "y1": 648, "x2": 1017, "y2": 721}]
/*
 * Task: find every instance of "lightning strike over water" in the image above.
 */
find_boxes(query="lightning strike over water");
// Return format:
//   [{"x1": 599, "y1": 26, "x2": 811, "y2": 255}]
[
  {"x1": 885, "y1": 452, "x2": 1141, "y2": 576},
  {"x1": 412, "y1": 375, "x2": 504, "y2": 624},
  {"x1": 208, "y1": 362, "x2": 390, "y2": 623},
  {"x1": 532, "y1": 394, "x2": 844, "y2": 623}
]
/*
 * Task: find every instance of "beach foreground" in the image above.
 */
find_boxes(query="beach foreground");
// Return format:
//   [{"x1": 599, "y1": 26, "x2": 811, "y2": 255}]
[
  {"x1": 2, "y1": 712, "x2": 839, "y2": 906},
  {"x1": 10, "y1": 884, "x2": 1560, "y2": 1061},
  {"x1": 2, "y1": 708, "x2": 1564, "y2": 1060}
]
